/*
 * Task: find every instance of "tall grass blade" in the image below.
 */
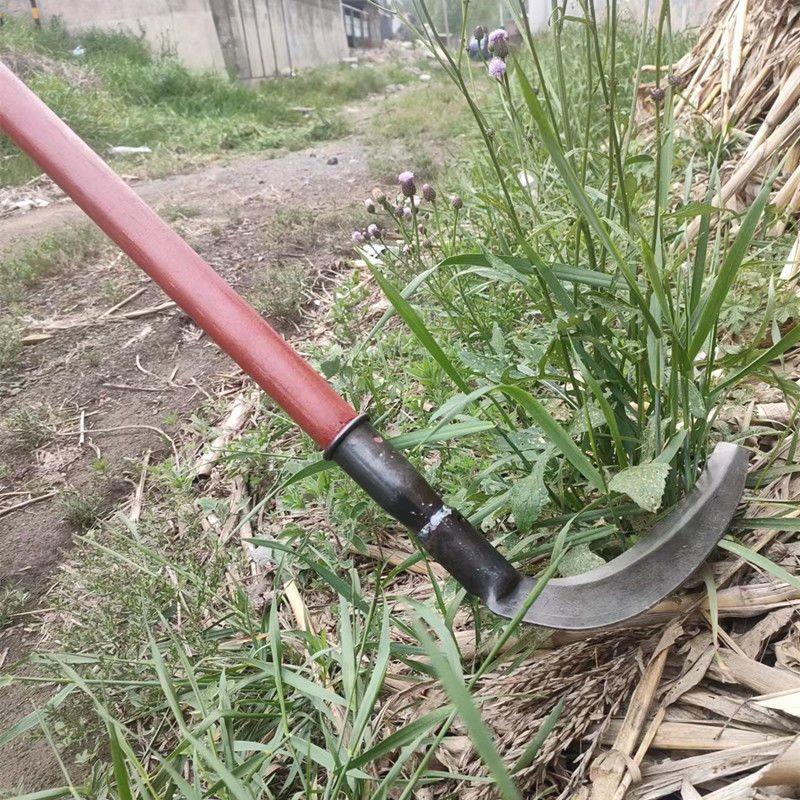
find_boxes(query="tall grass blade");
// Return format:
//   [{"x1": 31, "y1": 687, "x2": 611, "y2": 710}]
[
  {"x1": 515, "y1": 62, "x2": 659, "y2": 334},
  {"x1": 414, "y1": 624, "x2": 521, "y2": 800},
  {"x1": 498, "y1": 385, "x2": 605, "y2": 491},
  {"x1": 689, "y1": 180, "x2": 773, "y2": 359},
  {"x1": 512, "y1": 696, "x2": 564, "y2": 773},
  {"x1": 367, "y1": 257, "x2": 469, "y2": 392},
  {"x1": 719, "y1": 539, "x2": 800, "y2": 590},
  {"x1": 715, "y1": 323, "x2": 800, "y2": 393}
]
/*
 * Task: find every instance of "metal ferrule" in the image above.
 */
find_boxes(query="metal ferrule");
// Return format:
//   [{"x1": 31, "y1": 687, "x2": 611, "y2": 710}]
[{"x1": 325, "y1": 417, "x2": 520, "y2": 602}]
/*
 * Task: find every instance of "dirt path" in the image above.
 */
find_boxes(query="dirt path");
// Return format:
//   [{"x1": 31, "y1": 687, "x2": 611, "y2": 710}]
[
  {"x1": 0, "y1": 109, "x2": 379, "y2": 793},
  {"x1": 0, "y1": 137, "x2": 365, "y2": 251}
]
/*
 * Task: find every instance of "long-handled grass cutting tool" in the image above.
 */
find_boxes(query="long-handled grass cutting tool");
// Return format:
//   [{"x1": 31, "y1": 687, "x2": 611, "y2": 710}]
[{"x1": 0, "y1": 64, "x2": 749, "y2": 629}]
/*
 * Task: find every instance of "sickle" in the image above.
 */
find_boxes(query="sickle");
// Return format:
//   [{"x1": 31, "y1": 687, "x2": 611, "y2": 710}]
[{"x1": 0, "y1": 63, "x2": 748, "y2": 629}]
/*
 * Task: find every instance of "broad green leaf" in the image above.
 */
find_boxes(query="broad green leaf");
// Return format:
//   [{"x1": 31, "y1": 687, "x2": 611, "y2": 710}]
[
  {"x1": 490, "y1": 322, "x2": 506, "y2": 356},
  {"x1": 558, "y1": 543, "x2": 606, "y2": 577},
  {"x1": 687, "y1": 381, "x2": 707, "y2": 418},
  {"x1": 509, "y1": 461, "x2": 547, "y2": 531},
  {"x1": 608, "y1": 462, "x2": 671, "y2": 513}
]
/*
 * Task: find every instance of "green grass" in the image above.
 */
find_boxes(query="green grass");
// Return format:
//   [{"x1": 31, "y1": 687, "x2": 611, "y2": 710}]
[
  {"x1": 0, "y1": 17, "x2": 417, "y2": 186},
  {"x1": 0, "y1": 226, "x2": 107, "y2": 369},
  {"x1": 367, "y1": 79, "x2": 479, "y2": 181},
  {"x1": 2, "y1": 5, "x2": 800, "y2": 799},
  {"x1": 0, "y1": 585, "x2": 28, "y2": 631},
  {"x1": 1, "y1": 402, "x2": 60, "y2": 449}
]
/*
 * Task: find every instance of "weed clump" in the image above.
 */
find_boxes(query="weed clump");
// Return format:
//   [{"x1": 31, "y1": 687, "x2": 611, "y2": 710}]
[
  {"x1": 2, "y1": 403, "x2": 58, "y2": 449},
  {"x1": 0, "y1": 584, "x2": 28, "y2": 630},
  {"x1": 0, "y1": 317, "x2": 23, "y2": 369},
  {"x1": 60, "y1": 490, "x2": 105, "y2": 531}
]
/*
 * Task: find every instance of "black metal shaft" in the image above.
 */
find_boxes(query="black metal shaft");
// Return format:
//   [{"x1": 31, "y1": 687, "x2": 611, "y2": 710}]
[{"x1": 325, "y1": 417, "x2": 521, "y2": 603}]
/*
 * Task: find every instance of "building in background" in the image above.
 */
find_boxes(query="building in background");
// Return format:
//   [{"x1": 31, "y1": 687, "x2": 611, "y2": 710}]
[
  {"x1": 2, "y1": 0, "x2": 352, "y2": 78},
  {"x1": 342, "y1": 0, "x2": 392, "y2": 48}
]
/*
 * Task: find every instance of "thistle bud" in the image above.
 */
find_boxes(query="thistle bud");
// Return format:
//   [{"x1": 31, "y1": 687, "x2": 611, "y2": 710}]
[
  {"x1": 421, "y1": 183, "x2": 436, "y2": 202},
  {"x1": 450, "y1": 194, "x2": 463, "y2": 210},
  {"x1": 473, "y1": 25, "x2": 485, "y2": 41},
  {"x1": 488, "y1": 29, "x2": 508, "y2": 58},
  {"x1": 398, "y1": 170, "x2": 416, "y2": 198},
  {"x1": 488, "y1": 57, "x2": 506, "y2": 80}
]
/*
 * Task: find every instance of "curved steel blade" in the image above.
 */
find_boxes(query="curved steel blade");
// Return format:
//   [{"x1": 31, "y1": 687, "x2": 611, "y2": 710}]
[{"x1": 487, "y1": 442, "x2": 749, "y2": 630}]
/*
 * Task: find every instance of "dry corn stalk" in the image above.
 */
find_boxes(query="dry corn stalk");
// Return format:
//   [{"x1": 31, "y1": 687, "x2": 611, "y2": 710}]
[{"x1": 647, "y1": 0, "x2": 800, "y2": 238}]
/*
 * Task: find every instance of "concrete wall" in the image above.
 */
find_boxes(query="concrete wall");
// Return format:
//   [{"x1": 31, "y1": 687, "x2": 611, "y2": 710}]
[
  {"x1": 5, "y1": 0, "x2": 349, "y2": 78},
  {"x1": 35, "y1": 0, "x2": 229, "y2": 72},
  {"x1": 284, "y1": 0, "x2": 349, "y2": 71},
  {"x1": 216, "y1": 0, "x2": 348, "y2": 78}
]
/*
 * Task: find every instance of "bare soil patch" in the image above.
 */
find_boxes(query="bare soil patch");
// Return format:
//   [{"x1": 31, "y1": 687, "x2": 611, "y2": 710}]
[{"x1": 0, "y1": 128, "x2": 373, "y2": 793}]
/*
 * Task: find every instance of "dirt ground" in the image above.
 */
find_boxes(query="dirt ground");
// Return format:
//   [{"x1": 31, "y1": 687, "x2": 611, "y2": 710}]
[{"x1": 0, "y1": 101, "x2": 384, "y2": 793}]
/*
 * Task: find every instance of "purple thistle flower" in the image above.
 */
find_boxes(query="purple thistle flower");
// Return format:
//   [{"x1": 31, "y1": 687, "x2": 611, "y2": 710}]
[
  {"x1": 367, "y1": 223, "x2": 380, "y2": 238},
  {"x1": 351, "y1": 230, "x2": 365, "y2": 244},
  {"x1": 398, "y1": 170, "x2": 416, "y2": 198},
  {"x1": 402, "y1": 206, "x2": 413, "y2": 219},
  {"x1": 394, "y1": 204, "x2": 405, "y2": 216},
  {"x1": 488, "y1": 28, "x2": 508, "y2": 58},
  {"x1": 488, "y1": 57, "x2": 506, "y2": 80},
  {"x1": 421, "y1": 183, "x2": 436, "y2": 202},
  {"x1": 402, "y1": 243, "x2": 412, "y2": 256},
  {"x1": 450, "y1": 194, "x2": 463, "y2": 210}
]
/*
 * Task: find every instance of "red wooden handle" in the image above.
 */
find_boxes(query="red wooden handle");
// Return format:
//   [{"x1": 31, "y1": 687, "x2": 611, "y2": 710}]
[{"x1": 0, "y1": 63, "x2": 358, "y2": 449}]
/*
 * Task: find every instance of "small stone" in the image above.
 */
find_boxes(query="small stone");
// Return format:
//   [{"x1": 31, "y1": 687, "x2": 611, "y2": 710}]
[{"x1": 327, "y1": 156, "x2": 339, "y2": 165}]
